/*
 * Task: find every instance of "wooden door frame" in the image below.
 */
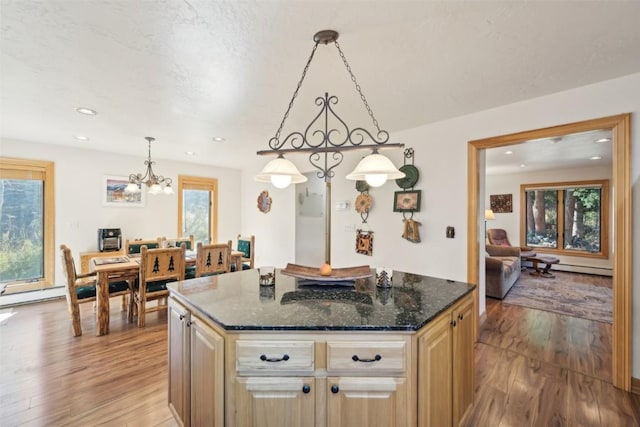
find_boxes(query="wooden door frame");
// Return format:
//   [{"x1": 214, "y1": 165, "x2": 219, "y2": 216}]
[{"x1": 467, "y1": 113, "x2": 632, "y2": 391}]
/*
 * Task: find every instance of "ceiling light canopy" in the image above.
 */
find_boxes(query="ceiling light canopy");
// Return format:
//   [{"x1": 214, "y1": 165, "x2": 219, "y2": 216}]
[
  {"x1": 125, "y1": 136, "x2": 174, "y2": 195},
  {"x1": 255, "y1": 30, "x2": 404, "y2": 189}
]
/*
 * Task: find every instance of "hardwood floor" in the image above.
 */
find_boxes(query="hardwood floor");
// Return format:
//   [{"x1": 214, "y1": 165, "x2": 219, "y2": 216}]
[
  {"x1": 1, "y1": 295, "x2": 638, "y2": 426},
  {"x1": 465, "y1": 297, "x2": 640, "y2": 426},
  {"x1": 0, "y1": 299, "x2": 177, "y2": 426}
]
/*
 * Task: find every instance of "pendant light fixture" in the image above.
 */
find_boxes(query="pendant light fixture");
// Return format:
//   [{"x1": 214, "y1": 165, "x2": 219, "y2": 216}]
[
  {"x1": 255, "y1": 30, "x2": 404, "y2": 188},
  {"x1": 125, "y1": 136, "x2": 174, "y2": 195}
]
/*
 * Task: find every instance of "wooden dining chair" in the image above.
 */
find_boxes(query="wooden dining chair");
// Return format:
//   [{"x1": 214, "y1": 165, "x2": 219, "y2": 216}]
[
  {"x1": 234, "y1": 234, "x2": 255, "y2": 271},
  {"x1": 160, "y1": 234, "x2": 195, "y2": 250},
  {"x1": 60, "y1": 244, "x2": 131, "y2": 336},
  {"x1": 132, "y1": 244, "x2": 185, "y2": 327},
  {"x1": 161, "y1": 235, "x2": 196, "y2": 278},
  {"x1": 195, "y1": 241, "x2": 232, "y2": 277},
  {"x1": 125, "y1": 238, "x2": 161, "y2": 256}
]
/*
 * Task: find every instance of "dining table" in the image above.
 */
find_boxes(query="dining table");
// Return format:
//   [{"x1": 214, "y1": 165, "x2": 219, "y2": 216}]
[{"x1": 90, "y1": 250, "x2": 245, "y2": 336}]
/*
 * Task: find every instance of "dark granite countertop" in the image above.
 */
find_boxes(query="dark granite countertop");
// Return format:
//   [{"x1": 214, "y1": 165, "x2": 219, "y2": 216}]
[{"x1": 167, "y1": 269, "x2": 475, "y2": 332}]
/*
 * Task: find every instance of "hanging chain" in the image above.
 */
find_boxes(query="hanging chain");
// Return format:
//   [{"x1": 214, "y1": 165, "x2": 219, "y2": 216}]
[
  {"x1": 273, "y1": 42, "x2": 320, "y2": 142},
  {"x1": 334, "y1": 40, "x2": 382, "y2": 133}
]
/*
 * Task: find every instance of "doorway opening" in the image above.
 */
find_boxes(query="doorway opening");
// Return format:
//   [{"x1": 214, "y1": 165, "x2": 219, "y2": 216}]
[{"x1": 467, "y1": 114, "x2": 632, "y2": 391}]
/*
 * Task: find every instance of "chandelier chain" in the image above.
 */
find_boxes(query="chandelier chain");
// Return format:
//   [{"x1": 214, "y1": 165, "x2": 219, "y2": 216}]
[
  {"x1": 334, "y1": 40, "x2": 381, "y2": 133},
  {"x1": 274, "y1": 41, "x2": 320, "y2": 142}
]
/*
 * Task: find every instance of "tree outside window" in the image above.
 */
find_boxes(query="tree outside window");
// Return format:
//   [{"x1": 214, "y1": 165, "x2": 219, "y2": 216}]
[{"x1": 521, "y1": 180, "x2": 608, "y2": 258}]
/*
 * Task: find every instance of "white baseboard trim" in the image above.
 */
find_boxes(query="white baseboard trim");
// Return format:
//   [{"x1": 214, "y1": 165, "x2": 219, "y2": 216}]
[{"x1": 0, "y1": 286, "x2": 65, "y2": 308}]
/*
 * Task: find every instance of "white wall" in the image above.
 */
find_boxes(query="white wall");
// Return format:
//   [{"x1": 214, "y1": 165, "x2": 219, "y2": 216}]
[
  {"x1": 242, "y1": 72, "x2": 640, "y2": 377},
  {"x1": 486, "y1": 165, "x2": 613, "y2": 275},
  {"x1": 1, "y1": 139, "x2": 242, "y2": 286}
]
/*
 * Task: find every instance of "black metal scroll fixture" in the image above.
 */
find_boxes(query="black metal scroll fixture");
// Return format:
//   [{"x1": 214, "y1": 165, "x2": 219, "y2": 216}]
[
  {"x1": 256, "y1": 30, "x2": 407, "y2": 264},
  {"x1": 256, "y1": 30, "x2": 404, "y2": 182}
]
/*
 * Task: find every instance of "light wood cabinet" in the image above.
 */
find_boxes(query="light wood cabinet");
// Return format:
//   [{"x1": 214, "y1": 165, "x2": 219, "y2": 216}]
[
  {"x1": 234, "y1": 376, "x2": 315, "y2": 426},
  {"x1": 452, "y1": 296, "x2": 474, "y2": 425},
  {"x1": 417, "y1": 294, "x2": 474, "y2": 427},
  {"x1": 169, "y1": 292, "x2": 474, "y2": 427},
  {"x1": 168, "y1": 299, "x2": 224, "y2": 427},
  {"x1": 168, "y1": 300, "x2": 190, "y2": 426},
  {"x1": 326, "y1": 376, "x2": 408, "y2": 427}
]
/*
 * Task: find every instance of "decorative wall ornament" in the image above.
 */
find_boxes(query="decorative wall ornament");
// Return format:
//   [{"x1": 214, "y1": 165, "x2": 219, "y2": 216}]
[
  {"x1": 354, "y1": 180, "x2": 372, "y2": 223},
  {"x1": 402, "y1": 218, "x2": 422, "y2": 243},
  {"x1": 394, "y1": 148, "x2": 422, "y2": 243},
  {"x1": 355, "y1": 230, "x2": 374, "y2": 256},
  {"x1": 395, "y1": 148, "x2": 419, "y2": 189},
  {"x1": 490, "y1": 194, "x2": 513, "y2": 213},
  {"x1": 257, "y1": 190, "x2": 272, "y2": 213}
]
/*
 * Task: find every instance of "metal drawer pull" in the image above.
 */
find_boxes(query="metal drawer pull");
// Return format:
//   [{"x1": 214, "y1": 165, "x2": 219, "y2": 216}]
[
  {"x1": 351, "y1": 354, "x2": 382, "y2": 363},
  {"x1": 259, "y1": 354, "x2": 290, "y2": 362},
  {"x1": 331, "y1": 384, "x2": 339, "y2": 394},
  {"x1": 302, "y1": 384, "x2": 311, "y2": 394}
]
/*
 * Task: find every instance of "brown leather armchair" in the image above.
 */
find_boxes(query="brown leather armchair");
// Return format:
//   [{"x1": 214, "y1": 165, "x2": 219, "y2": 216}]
[{"x1": 487, "y1": 228, "x2": 534, "y2": 253}]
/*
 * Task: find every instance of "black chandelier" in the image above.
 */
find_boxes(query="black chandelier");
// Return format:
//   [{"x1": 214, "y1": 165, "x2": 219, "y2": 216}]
[
  {"x1": 255, "y1": 30, "x2": 405, "y2": 189},
  {"x1": 125, "y1": 136, "x2": 174, "y2": 195}
]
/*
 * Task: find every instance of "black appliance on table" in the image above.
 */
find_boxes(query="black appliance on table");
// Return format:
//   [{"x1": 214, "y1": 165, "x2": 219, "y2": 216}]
[{"x1": 98, "y1": 228, "x2": 122, "y2": 252}]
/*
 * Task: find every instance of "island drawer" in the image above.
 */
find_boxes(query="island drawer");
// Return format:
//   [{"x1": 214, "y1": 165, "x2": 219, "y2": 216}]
[
  {"x1": 326, "y1": 341, "x2": 406, "y2": 376},
  {"x1": 236, "y1": 340, "x2": 315, "y2": 375}
]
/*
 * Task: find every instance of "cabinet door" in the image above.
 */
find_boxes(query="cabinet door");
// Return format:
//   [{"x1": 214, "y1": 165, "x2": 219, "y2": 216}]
[
  {"x1": 168, "y1": 299, "x2": 190, "y2": 427},
  {"x1": 234, "y1": 376, "x2": 315, "y2": 427},
  {"x1": 190, "y1": 316, "x2": 224, "y2": 427},
  {"x1": 417, "y1": 312, "x2": 453, "y2": 427},
  {"x1": 452, "y1": 296, "x2": 474, "y2": 426},
  {"x1": 326, "y1": 377, "x2": 408, "y2": 427}
]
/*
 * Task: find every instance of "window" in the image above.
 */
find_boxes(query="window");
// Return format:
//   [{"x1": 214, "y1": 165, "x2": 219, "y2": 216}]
[
  {"x1": 520, "y1": 180, "x2": 608, "y2": 258},
  {"x1": 0, "y1": 158, "x2": 55, "y2": 292},
  {"x1": 177, "y1": 176, "x2": 218, "y2": 244}
]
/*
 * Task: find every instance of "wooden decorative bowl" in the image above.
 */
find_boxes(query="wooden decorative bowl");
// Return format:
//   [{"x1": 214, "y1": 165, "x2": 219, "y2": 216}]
[{"x1": 280, "y1": 263, "x2": 372, "y2": 281}]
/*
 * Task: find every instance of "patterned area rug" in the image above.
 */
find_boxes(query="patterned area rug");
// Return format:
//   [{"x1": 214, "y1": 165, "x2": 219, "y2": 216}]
[{"x1": 503, "y1": 270, "x2": 612, "y2": 323}]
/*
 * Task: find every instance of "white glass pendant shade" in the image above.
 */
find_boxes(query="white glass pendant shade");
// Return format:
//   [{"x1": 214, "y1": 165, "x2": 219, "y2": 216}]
[
  {"x1": 270, "y1": 175, "x2": 292, "y2": 189},
  {"x1": 364, "y1": 174, "x2": 388, "y2": 187},
  {"x1": 345, "y1": 152, "x2": 405, "y2": 187},
  {"x1": 148, "y1": 183, "x2": 162, "y2": 195},
  {"x1": 255, "y1": 156, "x2": 307, "y2": 189},
  {"x1": 163, "y1": 185, "x2": 175, "y2": 195},
  {"x1": 125, "y1": 182, "x2": 140, "y2": 193}
]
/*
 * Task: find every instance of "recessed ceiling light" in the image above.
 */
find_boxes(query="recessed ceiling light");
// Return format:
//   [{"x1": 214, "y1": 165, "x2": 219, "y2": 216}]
[
  {"x1": 596, "y1": 138, "x2": 611, "y2": 143},
  {"x1": 519, "y1": 164, "x2": 526, "y2": 168},
  {"x1": 73, "y1": 135, "x2": 89, "y2": 141},
  {"x1": 590, "y1": 156, "x2": 602, "y2": 160},
  {"x1": 212, "y1": 136, "x2": 225, "y2": 142},
  {"x1": 184, "y1": 151, "x2": 196, "y2": 155},
  {"x1": 505, "y1": 150, "x2": 513, "y2": 155},
  {"x1": 75, "y1": 107, "x2": 97, "y2": 115}
]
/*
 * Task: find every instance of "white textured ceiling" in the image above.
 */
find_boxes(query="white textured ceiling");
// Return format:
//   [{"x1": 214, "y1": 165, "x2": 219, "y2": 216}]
[{"x1": 1, "y1": 1, "x2": 639, "y2": 170}]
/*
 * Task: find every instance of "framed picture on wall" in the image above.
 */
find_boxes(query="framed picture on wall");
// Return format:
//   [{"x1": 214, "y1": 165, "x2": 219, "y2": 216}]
[
  {"x1": 490, "y1": 193, "x2": 512, "y2": 213},
  {"x1": 102, "y1": 175, "x2": 145, "y2": 207},
  {"x1": 393, "y1": 190, "x2": 421, "y2": 212}
]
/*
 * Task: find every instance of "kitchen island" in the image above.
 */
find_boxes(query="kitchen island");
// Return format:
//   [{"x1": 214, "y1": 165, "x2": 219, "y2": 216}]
[{"x1": 167, "y1": 268, "x2": 476, "y2": 427}]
